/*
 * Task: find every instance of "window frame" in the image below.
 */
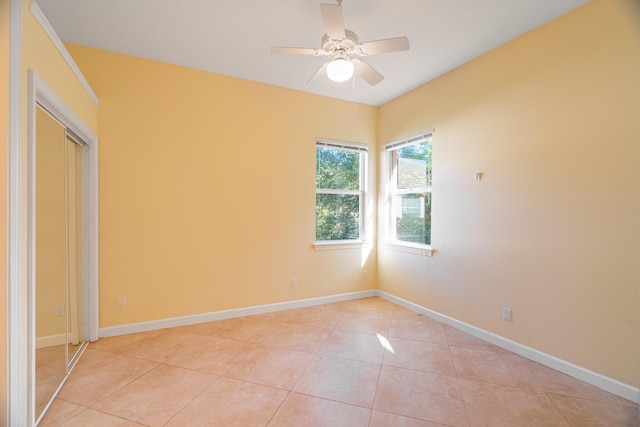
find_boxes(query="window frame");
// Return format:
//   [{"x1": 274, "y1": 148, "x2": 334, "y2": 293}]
[
  {"x1": 314, "y1": 139, "x2": 368, "y2": 250},
  {"x1": 385, "y1": 131, "x2": 434, "y2": 256}
]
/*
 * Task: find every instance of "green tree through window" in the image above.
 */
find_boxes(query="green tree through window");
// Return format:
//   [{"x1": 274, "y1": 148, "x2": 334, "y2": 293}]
[
  {"x1": 387, "y1": 133, "x2": 432, "y2": 246},
  {"x1": 315, "y1": 142, "x2": 366, "y2": 241}
]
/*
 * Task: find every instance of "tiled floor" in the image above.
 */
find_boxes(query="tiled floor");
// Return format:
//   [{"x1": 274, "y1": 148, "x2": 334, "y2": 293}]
[
  {"x1": 40, "y1": 297, "x2": 639, "y2": 426},
  {"x1": 36, "y1": 342, "x2": 83, "y2": 418}
]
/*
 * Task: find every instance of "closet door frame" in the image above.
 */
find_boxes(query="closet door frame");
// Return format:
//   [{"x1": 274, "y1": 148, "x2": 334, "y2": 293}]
[{"x1": 25, "y1": 70, "x2": 99, "y2": 425}]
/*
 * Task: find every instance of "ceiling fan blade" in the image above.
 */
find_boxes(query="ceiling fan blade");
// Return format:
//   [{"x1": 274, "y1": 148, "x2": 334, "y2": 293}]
[
  {"x1": 271, "y1": 46, "x2": 319, "y2": 56},
  {"x1": 306, "y1": 63, "x2": 328, "y2": 85},
  {"x1": 320, "y1": 3, "x2": 345, "y2": 40},
  {"x1": 359, "y1": 37, "x2": 410, "y2": 55},
  {"x1": 354, "y1": 60, "x2": 384, "y2": 86}
]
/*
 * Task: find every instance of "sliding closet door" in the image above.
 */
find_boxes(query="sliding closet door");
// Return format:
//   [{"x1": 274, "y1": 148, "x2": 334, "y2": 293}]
[
  {"x1": 67, "y1": 136, "x2": 84, "y2": 364},
  {"x1": 34, "y1": 105, "x2": 88, "y2": 423},
  {"x1": 34, "y1": 106, "x2": 67, "y2": 418}
]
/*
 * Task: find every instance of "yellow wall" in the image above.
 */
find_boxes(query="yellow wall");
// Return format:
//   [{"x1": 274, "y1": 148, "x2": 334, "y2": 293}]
[
  {"x1": 378, "y1": 0, "x2": 640, "y2": 388},
  {"x1": 1, "y1": 0, "x2": 10, "y2": 418},
  {"x1": 66, "y1": 44, "x2": 378, "y2": 328}
]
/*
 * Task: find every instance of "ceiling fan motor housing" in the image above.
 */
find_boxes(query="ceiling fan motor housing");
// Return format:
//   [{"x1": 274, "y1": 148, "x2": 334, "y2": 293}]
[{"x1": 321, "y1": 30, "x2": 361, "y2": 59}]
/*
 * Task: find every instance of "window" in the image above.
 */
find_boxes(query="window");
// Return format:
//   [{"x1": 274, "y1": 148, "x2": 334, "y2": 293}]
[
  {"x1": 315, "y1": 140, "x2": 367, "y2": 243},
  {"x1": 386, "y1": 131, "x2": 433, "y2": 249}
]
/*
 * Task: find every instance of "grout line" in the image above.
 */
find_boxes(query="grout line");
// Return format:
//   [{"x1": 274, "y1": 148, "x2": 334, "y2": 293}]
[{"x1": 46, "y1": 297, "x2": 638, "y2": 424}]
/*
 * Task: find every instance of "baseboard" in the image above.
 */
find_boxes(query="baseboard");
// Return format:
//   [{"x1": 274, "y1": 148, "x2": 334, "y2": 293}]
[
  {"x1": 377, "y1": 290, "x2": 640, "y2": 404},
  {"x1": 98, "y1": 288, "x2": 637, "y2": 403},
  {"x1": 36, "y1": 333, "x2": 66, "y2": 349},
  {"x1": 99, "y1": 289, "x2": 377, "y2": 338}
]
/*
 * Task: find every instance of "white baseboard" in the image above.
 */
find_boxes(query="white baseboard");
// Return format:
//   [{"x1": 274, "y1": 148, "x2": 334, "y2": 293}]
[
  {"x1": 99, "y1": 290, "x2": 377, "y2": 338},
  {"x1": 377, "y1": 290, "x2": 640, "y2": 404},
  {"x1": 97, "y1": 288, "x2": 638, "y2": 403},
  {"x1": 36, "y1": 333, "x2": 66, "y2": 349}
]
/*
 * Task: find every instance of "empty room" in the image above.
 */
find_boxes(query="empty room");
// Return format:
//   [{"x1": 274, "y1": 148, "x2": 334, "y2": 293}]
[{"x1": 2, "y1": 0, "x2": 639, "y2": 425}]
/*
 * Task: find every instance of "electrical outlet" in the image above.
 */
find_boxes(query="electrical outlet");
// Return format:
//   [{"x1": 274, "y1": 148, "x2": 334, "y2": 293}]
[
  {"x1": 291, "y1": 278, "x2": 298, "y2": 288},
  {"x1": 54, "y1": 304, "x2": 65, "y2": 317},
  {"x1": 362, "y1": 270, "x2": 369, "y2": 280},
  {"x1": 117, "y1": 296, "x2": 127, "y2": 309},
  {"x1": 502, "y1": 307, "x2": 512, "y2": 321}
]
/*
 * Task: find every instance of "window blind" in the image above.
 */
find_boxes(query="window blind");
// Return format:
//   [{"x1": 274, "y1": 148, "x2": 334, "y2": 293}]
[{"x1": 384, "y1": 129, "x2": 433, "y2": 151}]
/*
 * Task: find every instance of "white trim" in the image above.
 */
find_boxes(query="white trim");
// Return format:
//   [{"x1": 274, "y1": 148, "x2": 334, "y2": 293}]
[
  {"x1": 384, "y1": 129, "x2": 434, "y2": 151},
  {"x1": 8, "y1": 0, "x2": 25, "y2": 424},
  {"x1": 27, "y1": 70, "x2": 100, "y2": 424},
  {"x1": 28, "y1": 72, "x2": 100, "y2": 344},
  {"x1": 29, "y1": 2, "x2": 99, "y2": 106},
  {"x1": 316, "y1": 188, "x2": 360, "y2": 196},
  {"x1": 393, "y1": 188, "x2": 432, "y2": 195},
  {"x1": 377, "y1": 290, "x2": 640, "y2": 403},
  {"x1": 316, "y1": 138, "x2": 368, "y2": 152},
  {"x1": 100, "y1": 290, "x2": 377, "y2": 338},
  {"x1": 35, "y1": 334, "x2": 67, "y2": 349},
  {"x1": 383, "y1": 242, "x2": 433, "y2": 256},
  {"x1": 313, "y1": 241, "x2": 370, "y2": 251}
]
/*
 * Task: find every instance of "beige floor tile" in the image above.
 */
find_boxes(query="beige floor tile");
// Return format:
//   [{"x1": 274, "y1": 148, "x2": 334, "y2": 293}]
[
  {"x1": 523, "y1": 358, "x2": 637, "y2": 406},
  {"x1": 548, "y1": 394, "x2": 639, "y2": 427},
  {"x1": 165, "y1": 377, "x2": 288, "y2": 427},
  {"x1": 207, "y1": 317, "x2": 280, "y2": 343},
  {"x1": 262, "y1": 323, "x2": 332, "y2": 353},
  {"x1": 36, "y1": 365, "x2": 67, "y2": 411},
  {"x1": 373, "y1": 366, "x2": 468, "y2": 426},
  {"x1": 382, "y1": 337, "x2": 455, "y2": 376},
  {"x1": 388, "y1": 317, "x2": 447, "y2": 344},
  {"x1": 36, "y1": 345, "x2": 67, "y2": 368},
  {"x1": 451, "y1": 346, "x2": 542, "y2": 390},
  {"x1": 93, "y1": 364, "x2": 217, "y2": 426},
  {"x1": 444, "y1": 325, "x2": 509, "y2": 353},
  {"x1": 224, "y1": 344, "x2": 314, "y2": 390},
  {"x1": 283, "y1": 307, "x2": 345, "y2": 329},
  {"x1": 54, "y1": 409, "x2": 146, "y2": 426},
  {"x1": 459, "y1": 378, "x2": 569, "y2": 426},
  {"x1": 318, "y1": 330, "x2": 386, "y2": 363},
  {"x1": 390, "y1": 306, "x2": 423, "y2": 320},
  {"x1": 335, "y1": 312, "x2": 391, "y2": 335},
  {"x1": 369, "y1": 411, "x2": 445, "y2": 427},
  {"x1": 267, "y1": 392, "x2": 371, "y2": 427},
  {"x1": 37, "y1": 399, "x2": 86, "y2": 427},
  {"x1": 38, "y1": 297, "x2": 638, "y2": 427},
  {"x1": 67, "y1": 346, "x2": 113, "y2": 368},
  {"x1": 294, "y1": 355, "x2": 380, "y2": 408},
  {"x1": 164, "y1": 336, "x2": 255, "y2": 375},
  {"x1": 316, "y1": 300, "x2": 354, "y2": 312},
  {"x1": 347, "y1": 297, "x2": 396, "y2": 317},
  {"x1": 89, "y1": 329, "x2": 167, "y2": 354},
  {"x1": 170, "y1": 320, "x2": 228, "y2": 336},
  {"x1": 118, "y1": 329, "x2": 202, "y2": 363},
  {"x1": 57, "y1": 350, "x2": 158, "y2": 407},
  {"x1": 249, "y1": 309, "x2": 297, "y2": 323}
]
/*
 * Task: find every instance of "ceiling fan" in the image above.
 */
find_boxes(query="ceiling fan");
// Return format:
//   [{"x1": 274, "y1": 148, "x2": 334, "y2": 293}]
[{"x1": 271, "y1": 0, "x2": 410, "y2": 86}]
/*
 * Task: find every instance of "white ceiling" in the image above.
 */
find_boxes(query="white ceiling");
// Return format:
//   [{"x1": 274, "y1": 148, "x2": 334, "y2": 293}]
[{"x1": 36, "y1": 0, "x2": 589, "y2": 107}]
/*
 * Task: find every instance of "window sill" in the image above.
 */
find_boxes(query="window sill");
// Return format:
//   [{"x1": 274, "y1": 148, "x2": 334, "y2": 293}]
[
  {"x1": 384, "y1": 242, "x2": 434, "y2": 256},
  {"x1": 313, "y1": 240, "x2": 370, "y2": 251}
]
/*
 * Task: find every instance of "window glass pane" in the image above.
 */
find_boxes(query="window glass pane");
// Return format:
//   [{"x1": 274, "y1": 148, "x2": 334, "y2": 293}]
[
  {"x1": 393, "y1": 192, "x2": 431, "y2": 245},
  {"x1": 316, "y1": 146, "x2": 360, "y2": 190},
  {"x1": 316, "y1": 194, "x2": 360, "y2": 241},
  {"x1": 396, "y1": 141, "x2": 432, "y2": 189}
]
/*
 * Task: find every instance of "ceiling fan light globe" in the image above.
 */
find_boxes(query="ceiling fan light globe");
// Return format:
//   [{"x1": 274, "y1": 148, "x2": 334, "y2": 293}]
[{"x1": 326, "y1": 58, "x2": 354, "y2": 82}]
